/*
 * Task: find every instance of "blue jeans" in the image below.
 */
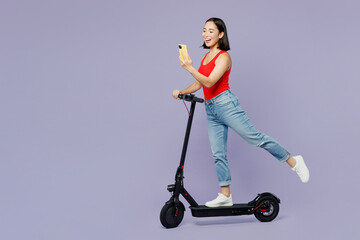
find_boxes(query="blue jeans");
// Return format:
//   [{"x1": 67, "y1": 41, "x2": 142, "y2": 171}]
[{"x1": 205, "y1": 90, "x2": 290, "y2": 186}]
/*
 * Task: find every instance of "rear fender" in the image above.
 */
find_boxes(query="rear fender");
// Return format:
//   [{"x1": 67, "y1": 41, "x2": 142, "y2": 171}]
[{"x1": 248, "y1": 192, "x2": 281, "y2": 206}]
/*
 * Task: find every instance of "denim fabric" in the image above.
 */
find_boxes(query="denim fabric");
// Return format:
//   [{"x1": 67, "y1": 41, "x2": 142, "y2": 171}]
[{"x1": 205, "y1": 90, "x2": 290, "y2": 186}]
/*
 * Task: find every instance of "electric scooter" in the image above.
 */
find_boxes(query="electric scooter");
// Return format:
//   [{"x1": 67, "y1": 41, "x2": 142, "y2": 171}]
[{"x1": 160, "y1": 94, "x2": 280, "y2": 228}]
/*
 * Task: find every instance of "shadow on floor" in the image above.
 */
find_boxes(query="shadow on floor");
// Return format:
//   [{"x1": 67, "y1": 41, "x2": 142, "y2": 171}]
[{"x1": 192, "y1": 215, "x2": 286, "y2": 226}]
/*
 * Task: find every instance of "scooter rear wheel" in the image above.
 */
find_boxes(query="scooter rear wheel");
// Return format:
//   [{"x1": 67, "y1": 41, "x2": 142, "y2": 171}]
[
  {"x1": 160, "y1": 202, "x2": 184, "y2": 228},
  {"x1": 254, "y1": 196, "x2": 279, "y2": 222}
]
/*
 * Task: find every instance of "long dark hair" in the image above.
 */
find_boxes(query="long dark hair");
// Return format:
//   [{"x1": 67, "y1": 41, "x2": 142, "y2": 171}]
[{"x1": 202, "y1": 17, "x2": 230, "y2": 51}]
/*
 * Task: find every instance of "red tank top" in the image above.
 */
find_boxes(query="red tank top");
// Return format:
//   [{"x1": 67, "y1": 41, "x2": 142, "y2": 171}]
[{"x1": 198, "y1": 50, "x2": 231, "y2": 100}]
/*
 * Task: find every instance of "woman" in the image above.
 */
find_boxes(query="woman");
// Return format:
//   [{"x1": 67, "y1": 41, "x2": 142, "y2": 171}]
[{"x1": 173, "y1": 17, "x2": 309, "y2": 208}]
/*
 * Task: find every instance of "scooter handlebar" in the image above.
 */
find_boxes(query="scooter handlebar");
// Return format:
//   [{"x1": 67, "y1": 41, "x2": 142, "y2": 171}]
[{"x1": 178, "y1": 94, "x2": 204, "y2": 103}]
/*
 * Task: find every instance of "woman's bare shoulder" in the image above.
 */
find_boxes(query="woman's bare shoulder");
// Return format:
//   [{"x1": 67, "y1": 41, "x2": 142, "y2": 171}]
[
  {"x1": 215, "y1": 52, "x2": 232, "y2": 70},
  {"x1": 216, "y1": 51, "x2": 232, "y2": 63},
  {"x1": 219, "y1": 51, "x2": 231, "y2": 59}
]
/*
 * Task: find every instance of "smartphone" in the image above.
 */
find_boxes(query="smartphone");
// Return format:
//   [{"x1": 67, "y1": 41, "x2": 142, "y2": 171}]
[{"x1": 178, "y1": 44, "x2": 189, "y2": 61}]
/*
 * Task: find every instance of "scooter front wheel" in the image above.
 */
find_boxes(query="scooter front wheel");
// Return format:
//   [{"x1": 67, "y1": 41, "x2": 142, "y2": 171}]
[
  {"x1": 254, "y1": 196, "x2": 280, "y2": 222},
  {"x1": 160, "y1": 202, "x2": 185, "y2": 228}
]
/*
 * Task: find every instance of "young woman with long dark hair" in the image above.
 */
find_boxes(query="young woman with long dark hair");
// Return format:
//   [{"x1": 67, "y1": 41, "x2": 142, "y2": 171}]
[{"x1": 173, "y1": 17, "x2": 309, "y2": 207}]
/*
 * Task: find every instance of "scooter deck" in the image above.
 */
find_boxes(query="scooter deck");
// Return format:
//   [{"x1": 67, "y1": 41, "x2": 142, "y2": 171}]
[{"x1": 190, "y1": 203, "x2": 254, "y2": 217}]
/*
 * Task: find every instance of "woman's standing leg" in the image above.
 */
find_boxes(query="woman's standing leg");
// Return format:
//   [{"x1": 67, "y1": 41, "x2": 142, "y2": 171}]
[
  {"x1": 204, "y1": 102, "x2": 234, "y2": 207},
  {"x1": 206, "y1": 110, "x2": 231, "y2": 187}
]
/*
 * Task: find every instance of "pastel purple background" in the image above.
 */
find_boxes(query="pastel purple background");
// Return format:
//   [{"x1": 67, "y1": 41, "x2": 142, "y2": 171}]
[{"x1": 1, "y1": 0, "x2": 359, "y2": 239}]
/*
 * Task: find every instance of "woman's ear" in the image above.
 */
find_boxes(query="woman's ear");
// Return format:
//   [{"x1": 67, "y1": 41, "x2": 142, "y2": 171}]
[{"x1": 219, "y1": 32, "x2": 224, "y2": 39}]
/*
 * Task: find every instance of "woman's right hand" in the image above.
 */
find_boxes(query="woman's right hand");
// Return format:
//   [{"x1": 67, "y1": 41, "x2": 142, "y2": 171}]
[{"x1": 172, "y1": 90, "x2": 181, "y2": 100}]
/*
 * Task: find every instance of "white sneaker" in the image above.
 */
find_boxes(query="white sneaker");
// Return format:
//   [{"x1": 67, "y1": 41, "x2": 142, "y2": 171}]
[
  {"x1": 292, "y1": 155, "x2": 310, "y2": 183},
  {"x1": 205, "y1": 193, "x2": 233, "y2": 208}
]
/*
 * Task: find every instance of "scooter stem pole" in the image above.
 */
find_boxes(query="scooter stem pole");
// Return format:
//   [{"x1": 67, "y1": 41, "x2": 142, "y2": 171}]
[{"x1": 179, "y1": 101, "x2": 196, "y2": 168}]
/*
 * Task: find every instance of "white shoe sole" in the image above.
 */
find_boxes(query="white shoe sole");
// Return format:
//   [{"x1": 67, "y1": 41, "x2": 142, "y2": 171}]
[{"x1": 205, "y1": 201, "x2": 233, "y2": 208}]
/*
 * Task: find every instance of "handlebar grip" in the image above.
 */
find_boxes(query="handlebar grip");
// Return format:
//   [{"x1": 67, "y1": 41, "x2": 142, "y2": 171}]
[{"x1": 178, "y1": 94, "x2": 204, "y2": 103}]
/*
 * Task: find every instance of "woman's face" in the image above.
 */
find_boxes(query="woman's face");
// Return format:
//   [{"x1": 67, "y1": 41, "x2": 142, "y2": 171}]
[{"x1": 202, "y1": 21, "x2": 224, "y2": 48}]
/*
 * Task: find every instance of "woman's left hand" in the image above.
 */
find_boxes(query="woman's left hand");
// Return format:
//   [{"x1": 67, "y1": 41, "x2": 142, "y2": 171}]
[{"x1": 179, "y1": 52, "x2": 193, "y2": 72}]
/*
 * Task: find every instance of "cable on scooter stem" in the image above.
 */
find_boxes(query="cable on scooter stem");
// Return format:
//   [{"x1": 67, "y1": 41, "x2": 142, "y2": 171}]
[{"x1": 182, "y1": 100, "x2": 191, "y2": 116}]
